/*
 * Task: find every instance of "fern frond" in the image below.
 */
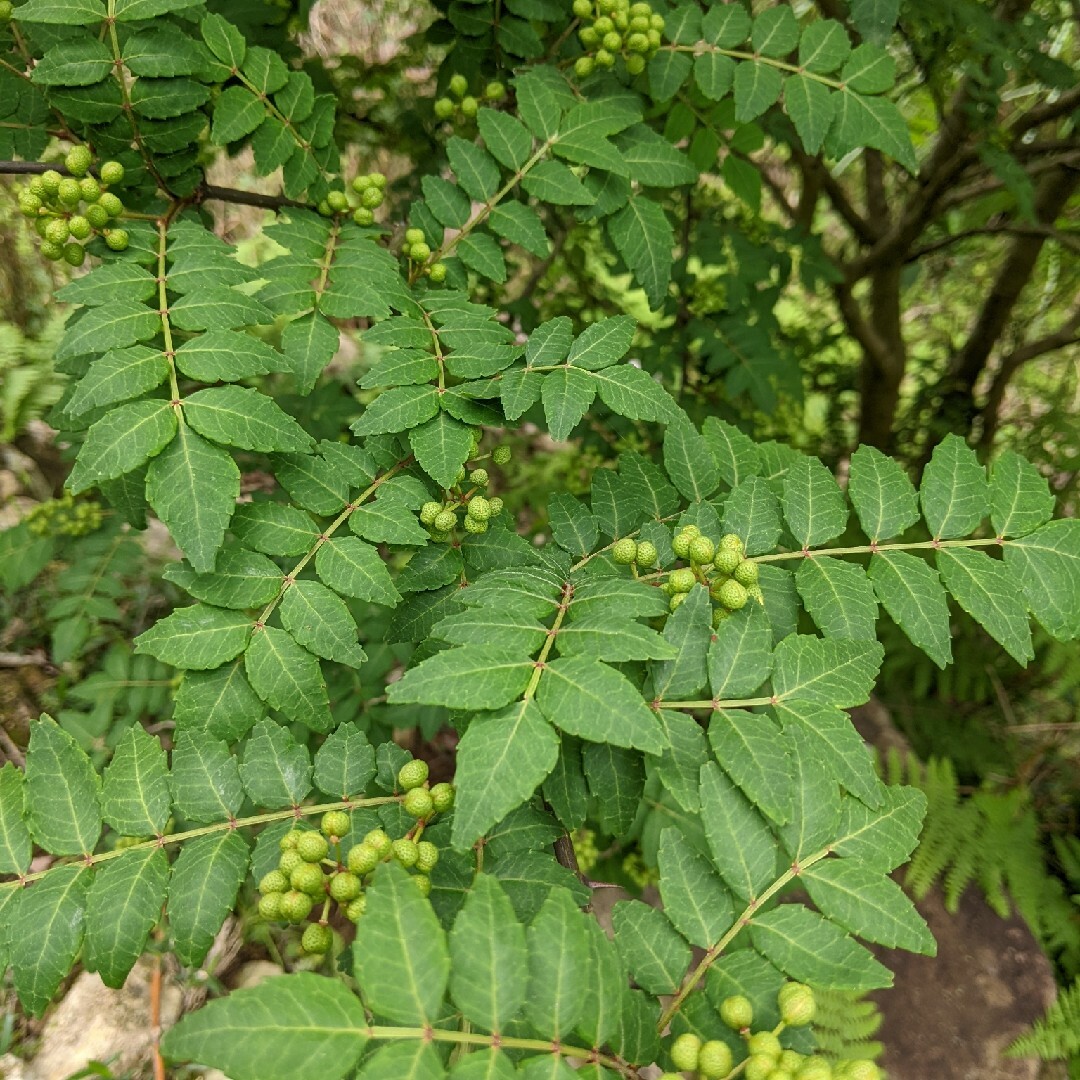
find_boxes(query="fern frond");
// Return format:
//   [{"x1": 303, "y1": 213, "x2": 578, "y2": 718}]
[
  {"x1": 812, "y1": 989, "x2": 884, "y2": 1063},
  {"x1": 1006, "y1": 978, "x2": 1080, "y2": 1060}
]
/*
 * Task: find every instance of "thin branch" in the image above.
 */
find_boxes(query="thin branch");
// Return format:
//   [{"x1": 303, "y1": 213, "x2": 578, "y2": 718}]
[
  {"x1": 907, "y1": 222, "x2": 1080, "y2": 262},
  {"x1": 791, "y1": 148, "x2": 879, "y2": 245},
  {"x1": 198, "y1": 183, "x2": 310, "y2": 212}
]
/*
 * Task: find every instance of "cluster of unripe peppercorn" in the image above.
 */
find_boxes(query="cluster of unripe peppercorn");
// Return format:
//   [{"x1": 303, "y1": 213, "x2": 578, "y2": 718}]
[
  {"x1": 664, "y1": 525, "x2": 762, "y2": 627},
  {"x1": 664, "y1": 985, "x2": 879, "y2": 1080},
  {"x1": 418, "y1": 442, "x2": 511, "y2": 540},
  {"x1": 16, "y1": 148, "x2": 127, "y2": 265},
  {"x1": 434, "y1": 73, "x2": 507, "y2": 123},
  {"x1": 24, "y1": 493, "x2": 103, "y2": 538},
  {"x1": 572, "y1": 0, "x2": 665, "y2": 77},
  {"x1": 318, "y1": 171, "x2": 388, "y2": 227},
  {"x1": 401, "y1": 226, "x2": 447, "y2": 283},
  {"x1": 256, "y1": 760, "x2": 453, "y2": 955}
]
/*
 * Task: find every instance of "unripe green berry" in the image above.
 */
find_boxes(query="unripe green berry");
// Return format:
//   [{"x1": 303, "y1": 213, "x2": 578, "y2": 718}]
[
  {"x1": 629, "y1": 15, "x2": 650, "y2": 31},
  {"x1": 698, "y1": 1040, "x2": 733, "y2": 1079},
  {"x1": 680, "y1": 523, "x2": 701, "y2": 538},
  {"x1": 280, "y1": 830, "x2": 302, "y2": 851},
  {"x1": 469, "y1": 468, "x2": 488, "y2": 486},
  {"x1": 347, "y1": 842, "x2": 381, "y2": 875},
  {"x1": 45, "y1": 218, "x2": 70, "y2": 244},
  {"x1": 719, "y1": 532, "x2": 744, "y2": 553},
  {"x1": 720, "y1": 993, "x2": 753, "y2": 1030},
  {"x1": 420, "y1": 501, "x2": 442, "y2": 525},
  {"x1": 647, "y1": 27, "x2": 662, "y2": 47},
  {"x1": 572, "y1": 0, "x2": 592, "y2": 16},
  {"x1": 259, "y1": 870, "x2": 289, "y2": 895},
  {"x1": 365, "y1": 829, "x2": 393, "y2": 857},
  {"x1": 97, "y1": 192, "x2": 123, "y2": 217},
  {"x1": 629, "y1": 1, "x2": 649, "y2": 14},
  {"x1": 768, "y1": 1072, "x2": 795, "y2": 1080},
  {"x1": 744, "y1": 1056, "x2": 775, "y2": 1080},
  {"x1": 0, "y1": 2, "x2": 13, "y2": 22},
  {"x1": 327, "y1": 190, "x2": 349, "y2": 212},
  {"x1": 100, "y1": 161, "x2": 125, "y2": 185},
  {"x1": 404, "y1": 787, "x2": 435, "y2": 818},
  {"x1": 460, "y1": 95, "x2": 478, "y2": 118},
  {"x1": 838, "y1": 1061, "x2": 879, "y2": 1080},
  {"x1": 598, "y1": 0, "x2": 615, "y2": 12},
  {"x1": 595, "y1": 47, "x2": 615, "y2": 66},
  {"x1": 714, "y1": 548, "x2": 741, "y2": 575},
  {"x1": 612, "y1": 537, "x2": 637, "y2": 564},
  {"x1": 280, "y1": 890, "x2": 314, "y2": 923},
  {"x1": 650, "y1": 11, "x2": 665, "y2": 28},
  {"x1": 345, "y1": 894, "x2": 367, "y2": 922},
  {"x1": 464, "y1": 516, "x2": 488, "y2": 534},
  {"x1": 602, "y1": 29, "x2": 622, "y2": 49},
  {"x1": 670, "y1": 567, "x2": 696, "y2": 593},
  {"x1": 594, "y1": 15, "x2": 613, "y2": 32},
  {"x1": 405, "y1": 227, "x2": 425, "y2": 245},
  {"x1": 449, "y1": 73, "x2": 469, "y2": 97},
  {"x1": 413, "y1": 873, "x2": 432, "y2": 897},
  {"x1": 492, "y1": 445, "x2": 511, "y2": 465},
  {"x1": 435, "y1": 96, "x2": 455, "y2": 119},
  {"x1": 779, "y1": 1051, "x2": 804, "y2": 1072},
  {"x1": 747, "y1": 583, "x2": 765, "y2": 605},
  {"x1": 41, "y1": 169, "x2": 63, "y2": 195},
  {"x1": 635, "y1": 540, "x2": 658, "y2": 566},
  {"x1": 392, "y1": 839, "x2": 419, "y2": 868},
  {"x1": 353, "y1": 206, "x2": 375, "y2": 226},
  {"x1": 487, "y1": 497, "x2": 503, "y2": 516},
  {"x1": 57, "y1": 178, "x2": 81, "y2": 206},
  {"x1": 279, "y1": 850, "x2": 304, "y2": 875},
  {"x1": 670, "y1": 1032, "x2": 701, "y2": 1072},
  {"x1": 716, "y1": 579, "x2": 748, "y2": 611},
  {"x1": 626, "y1": 53, "x2": 646, "y2": 74},
  {"x1": 733, "y1": 559, "x2": 759, "y2": 586},
  {"x1": 484, "y1": 81, "x2": 505, "y2": 100},
  {"x1": 258, "y1": 892, "x2": 284, "y2": 920},
  {"x1": 689, "y1": 535, "x2": 715, "y2": 564},
  {"x1": 410, "y1": 241, "x2": 431, "y2": 261},
  {"x1": 430, "y1": 782, "x2": 455, "y2": 812},
  {"x1": 360, "y1": 186, "x2": 384, "y2": 209},
  {"x1": 290, "y1": 862, "x2": 326, "y2": 896},
  {"x1": 578, "y1": 26, "x2": 599, "y2": 47},
  {"x1": 321, "y1": 810, "x2": 351, "y2": 839},
  {"x1": 398, "y1": 759, "x2": 430, "y2": 791},
  {"x1": 28, "y1": 176, "x2": 45, "y2": 197},
  {"x1": 796, "y1": 1060, "x2": 833, "y2": 1080},
  {"x1": 778, "y1": 982, "x2": 815, "y2": 1026},
  {"x1": 79, "y1": 177, "x2": 100, "y2": 202},
  {"x1": 86, "y1": 204, "x2": 109, "y2": 229},
  {"x1": 302, "y1": 922, "x2": 333, "y2": 954},
  {"x1": 329, "y1": 871, "x2": 362, "y2": 902},
  {"x1": 68, "y1": 215, "x2": 91, "y2": 240},
  {"x1": 39, "y1": 239, "x2": 64, "y2": 261},
  {"x1": 428, "y1": 262, "x2": 447, "y2": 283},
  {"x1": 627, "y1": 31, "x2": 649, "y2": 51},
  {"x1": 368, "y1": 173, "x2": 386, "y2": 189},
  {"x1": 747, "y1": 1032, "x2": 782, "y2": 1060},
  {"x1": 669, "y1": 591, "x2": 687, "y2": 611},
  {"x1": 104, "y1": 228, "x2": 129, "y2": 251},
  {"x1": 434, "y1": 509, "x2": 456, "y2": 532},
  {"x1": 63, "y1": 146, "x2": 91, "y2": 179},
  {"x1": 296, "y1": 831, "x2": 329, "y2": 863},
  {"x1": 416, "y1": 840, "x2": 439, "y2": 872},
  {"x1": 18, "y1": 191, "x2": 42, "y2": 216},
  {"x1": 671, "y1": 532, "x2": 691, "y2": 559}
]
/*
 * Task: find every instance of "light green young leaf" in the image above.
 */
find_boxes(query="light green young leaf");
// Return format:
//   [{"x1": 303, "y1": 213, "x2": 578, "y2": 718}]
[
  {"x1": 937, "y1": 547, "x2": 1034, "y2": 664},
  {"x1": 526, "y1": 886, "x2": 589, "y2": 1037},
  {"x1": 240, "y1": 718, "x2": 312, "y2": 808},
  {"x1": 25, "y1": 716, "x2": 101, "y2": 856},
  {"x1": 68, "y1": 400, "x2": 177, "y2": 494},
  {"x1": 161, "y1": 973, "x2": 368, "y2": 1080},
  {"x1": 279, "y1": 580, "x2": 365, "y2": 667},
  {"x1": 449, "y1": 875, "x2": 528, "y2": 1032},
  {"x1": 354, "y1": 862, "x2": 450, "y2": 1024},
  {"x1": 796, "y1": 558, "x2": 879, "y2": 640},
  {"x1": 168, "y1": 831, "x2": 249, "y2": 967},
  {"x1": 749, "y1": 905, "x2": 892, "y2": 990},
  {"x1": 989, "y1": 450, "x2": 1054, "y2": 539},
  {"x1": 134, "y1": 604, "x2": 252, "y2": 670},
  {"x1": 612, "y1": 899, "x2": 691, "y2": 995},
  {"x1": 245, "y1": 626, "x2": 334, "y2": 732},
  {"x1": 868, "y1": 551, "x2": 952, "y2": 667},
  {"x1": 101, "y1": 724, "x2": 171, "y2": 836},
  {"x1": 0, "y1": 764, "x2": 30, "y2": 875},
  {"x1": 84, "y1": 847, "x2": 169, "y2": 989},
  {"x1": 919, "y1": 433, "x2": 989, "y2": 539},
  {"x1": 183, "y1": 386, "x2": 313, "y2": 452},
  {"x1": 772, "y1": 635, "x2": 883, "y2": 707},
  {"x1": 1005, "y1": 520, "x2": 1080, "y2": 640},
  {"x1": 313, "y1": 723, "x2": 376, "y2": 799},
  {"x1": 170, "y1": 732, "x2": 243, "y2": 823},
  {"x1": 657, "y1": 828, "x2": 733, "y2": 949},
  {"x1": 708, "y1": 709, "x2": 792, "y2": 825}
]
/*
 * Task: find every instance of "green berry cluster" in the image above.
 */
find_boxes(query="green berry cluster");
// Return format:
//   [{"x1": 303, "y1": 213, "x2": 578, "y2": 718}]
[
  {"x1": 572, "y1": 0, "x2": 665, "y2": 77},
  {"x1": 17, "y1": 150, "x2": 127, "y2": 265},
  {"x1": 402, "y1": 226, "x2": 447, "y2": 282},
  {"x1": 24, "y1": 493, "x2": 104, "y2": 538},
  {"x1": 318, "y1": 172, "x2": 387, "y2": 225},
  {"x1": 257, "y1": 774, "x2": 454, "y2": 952},
  {"x1": 418, "y1": 436, "x2": 511, "y2": 541},
  {"x1": 571, "y1": 827, "x2": 599, "y2": 874},
  {"x1": 661, "y1": 526, "x2": 763, "y2": 626},
  {"x1": 434, "y1": 74, "x2": 506, "y2": 123},
  {"x1": 612, "y1": 536, "x2": 658, "y2": 567}
]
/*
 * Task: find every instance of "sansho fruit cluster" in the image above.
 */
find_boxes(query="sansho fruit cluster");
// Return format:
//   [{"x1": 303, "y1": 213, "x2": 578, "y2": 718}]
[
  {"x1": 663, "y1": 984, "x2": 881, "y2": 1080},
  {"x1": 318, "y1": 170, "x2": 387, "y2": 226},
  {"x1": 663, "y1": 525, "x2": 763, "y2": 628},
  {"x1": 256, "y1": 759, "x2": 453, "y2": 955},
  {"x1": 434, "y1": 73, "x2": 507, "y2": 124},
  {"x1": 572, "y1": 0, "x2": 665, "y2": 77},
  {"x1": 418, "y1": 438, "x2": 511, "y2": 540},
  {"x1": 24, "y1": 493, "x2": 103, "y2": 538},
  {"x1": 16, "y1": 148, "x2": 127, "y2": 265}
]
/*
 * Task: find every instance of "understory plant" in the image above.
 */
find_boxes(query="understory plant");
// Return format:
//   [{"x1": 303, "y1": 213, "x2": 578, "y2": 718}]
[{"x1": 1, "y1": 0, "x2": 1078, "y2": 1078}]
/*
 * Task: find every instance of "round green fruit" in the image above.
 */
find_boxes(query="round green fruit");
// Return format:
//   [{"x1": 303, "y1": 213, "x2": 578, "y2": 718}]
[
  {"x1": 449, "y1": 73, "x2": 469, "y2": 97},
  {"x1": 416, "y1": 840, "x2": 439, "y2": 872},
  {"x1": 669, "y1": 591, "x2": 687, "y2": 612},
  {"x1": 595, "y1": 47, "x2": 615, "y2": 66},
  {"x1": 612, "y1": 537, "x2": 638, "y2": 564},
  {"x1": 719, "y1": 533, "x2": 744, "y2": 553},
  {"x1": 420, "y1": 501, "x2": 441, "y2": 525},
  {"x1": 838, "y1": 1062, "x2": 879, "y2": 1080},
  {"x1": 329, "y1": 871, "x2": 362, "y2": 903},
  {"x1": 689, "y1": 535, "x2": 715, "y2": 564},
  {"x1": 779, "y1": 1051, "x2": 805, "y2": 1072},
  {"x1": 258, "y1": 892, "x2": 284, "y2": 920},
  {"x1": 744, "y1": 1055, "x2": 776, "y2": 1080},
  {"x1": 747, "y1": 1032, "x2": 782, "y2": 1060},
  {"x1": 464, "y1": 516, "x2": 487, "y2": 534},
  {"x1": 434, "y1": 96, "x2": 455, "y2": 120},
  {"x1": 296, "y1": 832, "x2": 329, "y2": 863},
  {"x1": 41, "y1": 170, "x2": 63, "y2": 196},
  {"x1": 392, "y1": 839, "x2": 420, "y2": 868},
  {"x1": 492, "y1": 445, "x2": 511, "y2": 465},
  {"x1": 428, "y1": 262, "x2": 447, "y2": 283},
  {"x1": 413, "y1": 873, "x2": 432, "y2": 896},
  {"x1": 62, "y1": 243, "x2": 84, "y2": 270},
  {"x1": 369, "y1": 173, "x2": 387, "y2": 189},
  {"x1": 360, "y1": 186, "x2": 384, "y2": 209},
  {"x1": 469, "y1": 468, "x2": 488, "y2": 486},
  {"x1": 467, "y1": 495, "x2": 491, "y2": 521},
  {"x1": 45, "y1": 218, "x2": 69, "y2": 244},
  {"x1": 734, "y1": 560, "x2": 759, "y2": 586},
  {"x1": 670, "y1": 1032, "x2": 701, "y2": 1072},
  {"x1": 302, "y1": 922, "x2": 333, "y2": 954},
  {"x1": 290, "y1": 862, "x2": 326, "y2": 896},
  {"x1": 712, "y1": 607, "x2": 730, "y2": 628},
  {"x1": 626, "y1": 52, "x2": 646, "y2": 74},
  {"x1": 57, "y1": 178, "x2": 81, "y2": 205},
  {"x1": 670, "y1": 567, "x2": 696, "y2": 593},
  {"x1": 720, "y1": 993, "x2": 753, "y2": 1030},
  {"x1": 365, "y1": 829, "x2": 393, "y2": 857},
  {"x1": 280, "y1": 830, "x2": 302, "y2": 851},
  {"x1": 627, "y1": 30, "x2": 649, "y2": 51},
  {"x1": 39, "y1": 240, "x2": 64, "y2": 261},
  {"x1": 572, "y1": 0, "x2": 592, "y2": 16},
  {"x1": 635, "y1": 540, "x2": 658, "y2": 566},
  {"x1": 602, "y1": 29, "x2": 622, "y2": 49},
  {"x1": 68, "y1": 215, "x2": 91, "y2": 240},
  {"x1": 100, "y1": 161, "x2": 125, "y2": 185},
  {"x1": 86, "y1": 204, "x2": 110, "y2": 229},
  {"x1": 404, "y1": 787, "x2": 435, "y2": 819},
  {"x1": 487, "y1": 497, "x2": 503, "y2": 516},
  {"x1": 321, "y1": 810, "x2": 351, "y2": 839},
  {"x1": 327, "y1": 190, "x2": 349, "y2": 212},
  {"x1": 79, "y1": 177, "x2": 101, "y2": 202},
  {"x1": 713, "y1": 548, "x2": 741, "y2": 575},
  {"x1": 346, "y1": 842, "x2": 381, "y2": 875},
  {"x1": 778, "y1": 982, "x2": 815, "y2": 1026},
  {"x1": 259, "y1": 870, "x2": 289, "y2": 894},
  {"x1": 796, "y1": 1060, "x2": 833, "y2": 1080},
  {"x1": 716, "y1": 579, "x2": 749, "y2": 611},
  {"x1": 353, "y1": 207, "x2": 375, "y2": 226},
  {"x1": 280, "y1": 890, "x2": 314, "y2": 923},
  {"x1": 698, "y1": 1039, "x2": 733, "y2": 1078},
  {"x1": 279, "y1": 850, "x2": 304, "y2": 875},
  {"x1": 430, "y1": 783, "x2": 455, "y2": 812},
  {"x1": 484, "y1": 81, "x2": 505, "y2": 100},
  {"x1": 104, "y1": 228, "x2": 129, "y2": 251},
  {"x1": 460, "y1": 95, "x2": 478, "y2": 117},
  {"x1": 434, "y1": 510, "x2": 456, "y2": 532},
  {"x1": 346, "y1": 894, "x2": 367, "y2": 921},
  {"x1": 398, "y1": 759, "x2": 430, "y2": 791},
  {"x1": 671, "y1": 532, "x2": 691, "y2": 559},
  {"x1": 410, "y1": 241, "x2": 431, "y2": 261},
  {"x1": 18, "y1": 191, "x2": 41, "y2": 216},
  {"x1": 98, "y1": 192, "x2": 123, "y2": 217}
]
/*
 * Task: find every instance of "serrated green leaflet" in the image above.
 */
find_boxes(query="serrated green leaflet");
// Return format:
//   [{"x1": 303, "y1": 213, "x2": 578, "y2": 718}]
[
  {"x1": 388, "y1": 646, "x2": 533, "y2": 710},
  {"x1": 708, "y1": 709, "x2": 792, "y2": 824},
  {"x1": 612, "y1": 899, "x2": 691, "y2": 995},
  {"x1": 772, "y1": 635, "x2": 883, "y2": 707},
  {"x1": 777, "y1": 724, "x2": 841, "y2": 859},
  {"x1": 708, "y1": 605, "x2": 773, "y2": 698},
  {"x1": 607, "y1": 196, "x2": 673, "y2": 310},
  {"x1": 240, "y1": 718, "x2": 312, "y2": 808},
  {"x1": 651, "y1": 584, "x2": 711, "y2": 700},
  {"x1": 849, "y1": 447, "x2": 920, "y2": 542},
  {"x1": 989, "y1": 450, "x2": 1054, "y2": 538},
  {"x1": 541, "y1": 366, "x2": 596, "y2": 441},
  {"x1": 553, "y1": 617, "x2": 676, "y2": 662},
  {"x1": 313, "y1": 722, "x2": 376, "y2": 798},
  {"x1": 526, "y1": 886, "x2": 589, "y2": 1037},
  {"x1": 101, "y1": 725, "x2": 170, "y2": 836},
  {"x1": 56, "y1": 300, "x2": 160, "y2": 361},
  {"x1": 782, "y1": 455, "x2": 848, "y2": 548},
  {"x1": 279, "y1": 579, "x2": 365, "y2": 667},
  {"x1": 664, "y1": 416, "x2": 719, "y2": 502},
  {"x1": 409, "y1": 411, "x2": 474, "y2": 488},
  {"x1": 699, "y1": 762, "x2": 776, "y2": 901},
  {"x1": 833, "y1": 785, "x2": 926, "y2": 871},
  {"x1": 920, "y1": 433, "x2": 988, "y2": 539},
  {"x1": 868, "y1": 552, "x2": 952, "y2": 667},
  {"x1": 657, "y1": 828, "x2": 733, "y2": 949},
  {"x1": 245, "y1": 626, "x2": 334, "y2": 732},
  {"x1": 316, "y1": 537, "x2": 400, "y2": 607},
  {"x1": 721, "y1": 476, "x2": 782, "y2": 555},
  {"x1": 24, "y1": 717, "x2": 101, "y2": 855},
  {"x1": 170, "y1": 732, "x2": 244, "y2": 823},
  {"x1": 66, "y1": 346, "x2": 171, "y2": 416},
  {"x1": 0, "y1": 763, "x2": 31, "y2": 875},
  {"x1": 135, "y1": 603, "x2": 252, "y2": 670},
  {"x1": 84, "y1": 848, "x2": 169, "y2": 989},
  {"x1": 796, "y1": 557, "x2": 879, "y2": 640},
  {"x1": 183, "y1": 387, "x2": 313, "y2": 453},
  {"x1": 547, "y1": 493, "x2": 598, "y2": 557},
  {"x1": 174, "y1": 660, "x2": 265, "y2": 742},
  {"x1": 68, "y1": 400, "x2": 177, "y2": 494},
  {"x1": 1004, "y1": 520, "x2": 1080, "y2": 640}
]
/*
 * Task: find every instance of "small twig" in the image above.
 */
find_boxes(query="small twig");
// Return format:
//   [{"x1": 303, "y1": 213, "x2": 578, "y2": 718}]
[
  {"x1": 151, "y1": 954, "x2": 166, "y2": 1080},
  {"x1": 0, "y1": 726, "x2": 26, "y2": 767},
  {"x1": 198, "y1": 183, "x2": 310, "y2": 212}
]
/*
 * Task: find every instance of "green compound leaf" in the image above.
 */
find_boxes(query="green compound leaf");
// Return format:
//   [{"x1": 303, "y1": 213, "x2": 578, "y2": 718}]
[
  {"x1": 749, "y1": 904, "x2": 893, "y2": 991},
  {"x1": 16, "y1": 0, "x2": 106, "y2": 23},
  {"x1": 478, "y1": 107, "x2": 533, "y2": 171},
  {"x1": 146, "y1": 424, "x2": 241, "y2": 574},
  {"x1": 279, "y1": 579, "x2": 365, "y2": 667},
  {"x1": 709, "y1": 709, "x2": 792, "y2": 825},
  {"x1": 84, "y1": 847, "x2": 169, "y2": 989},
  {"x1": 451, "y1": 700, "x2": 560, "y2": 851},
  {"x1": 240, "y1": 718, "x2": 312, "y2": 809},
  {"x1": 657, "y1": 828, "x2": 733, "y2": 949},
  {"x1": 777, "y1": 725, "x2": 841, "y2": 860},
  {"x1": 868, "y1": 551, "x2": 952, "y2": 668},
  {"x1": 173, "y1": 660, "x2": 265, "y2": 743},
  {"x1": 567, "y1": 315, "x2": 636, "y2": 371},
  {"x1": 449, "y1": 874, "x2": 528, "y2": 1032},
  {"x1": 538, "y1": 656, "x2": 667, "y2": 753},
  {"x1": 168, "y1": 831, "x2": 249, "y2": 968},
  {"x1": 699, "y1": 761, "x2": 777, "y2": 902},
  {"x1": 553, "y1": 617, "x2": 676, "y2": 662},
  {"x1": 101, "y1": 724, "x2": 171, "y2": 836},
  {"x1": 0, "y1": 763, "x2": 31, "y2": 875},
  {"x1": 183, "y1": 387, "x2": 314, "y2": 453},
  {"x1": 245, "y1": 626, "x2": 334, "y2": 733},
  {"x1": 65, "y1": 346, "x2": 170, "y2": 416},
  {"x1": 211, "y1": 85, "x2": 266, "y2": 144},
  {"x1": 547, "y1": 493, "x2": 598, "y2": 558},
  {"x1": 359, "y1": 1041, "x2": 445, "y2": 1079},
  {"x1": 664, "y1": 415, "x2": 719, "y2": 502},
  {"x1": 989, "y1": 450, "x2": 1054, "y2": 539},
  {"x1": 25, "y1": 716, "x2": 102, "y2": 856},
  {"x1": 135, "y1": 603, "x2": 252, "y2": 670},
  {"x1": 651, "y1": 584, "x2": 711, "y2": 700},
  {"x1": 799, "y1": 18, "x2": 851, "y2": 73},
  {"x1": 796, "y1": 557, "x2": 879, "y2": 641},
  {"x1": 11, "y1": 865, "x2": 91, "y2": 1017},
  {"x1": 526, "y1": 886, "x2": 589, "y2": 1038},
  {"x1": 936, "y1": 547, "x2": 1034, "y2": 664},
  {"x1": 354, "y1": 862, "x2": 450, "y2": 1024},
  {"x1": 388, "y1": 646, "x2": 534, "y2": 711},
  {"x1": 733, "y1": 60, "x2": 783, "y2": 123},
  {"x1": 68, "y1": 400, "x2": 177, "y2": 494},
  {"x1": 803, "y1": 858, "x2": 935, "y2": 955},
  {"x1": 165, "y1": 549, "x2": 283, "y2": 610},
  {"x1": 590, "y1": 364, "x2": 682, "y2": 423},
  {"x1": 612, "y1": 899, "x2": 691, "y2": 995},
  {"x1": 170, "y1": 732, "x2": 244, "y2": 823},
  {"x1": 162, "y1": 973, "x2": 369, "y2": 1080},
  {"x1": 56, "y1": 300, "x2": 160, "y2": 360},
  {"x1": 919, "y1": 433, "x2": 989, "y2": 539},
  {"x1": 1005, "y1": 520, "x2": 1080, "y2": 641},
  {"x1": 772, "y1": 635, "x2": 883, "y2": 707},
  {"x1": 541, "y1": 366, "x2": 597, "y2": 442},
  {"x1": 312, "y1": 722, "x2": 376, "y2": 799}
]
